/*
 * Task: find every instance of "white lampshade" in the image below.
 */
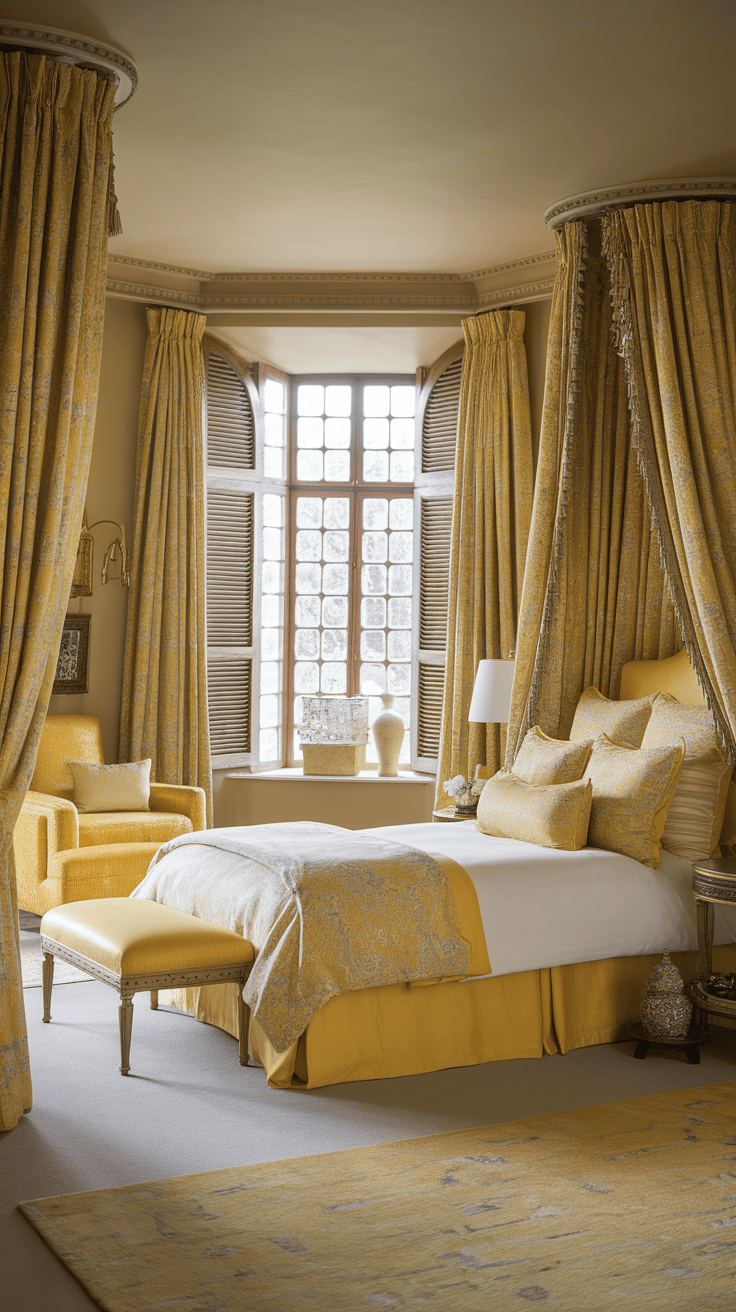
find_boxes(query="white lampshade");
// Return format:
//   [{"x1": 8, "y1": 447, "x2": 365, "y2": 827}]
[{"x1": 468, "y1": 659, "x2": 516, "y2": 724}]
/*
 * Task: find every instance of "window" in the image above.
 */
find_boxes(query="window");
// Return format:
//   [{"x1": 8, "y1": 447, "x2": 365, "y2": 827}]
[
  {"x1": 290, "y1": 377, "x2": 416, "y2": 766},
  {"x1": 205, "y1": 341, "x2": 462, "y2": 775}
]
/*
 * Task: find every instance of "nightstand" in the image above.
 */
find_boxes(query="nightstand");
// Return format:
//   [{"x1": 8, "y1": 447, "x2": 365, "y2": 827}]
[
  {"x1": 432, "y1": 807, "x2": 474, "y2": 823},
  {"x1": 687, "y1": 857, "x2": 736, "y2": 1025}
]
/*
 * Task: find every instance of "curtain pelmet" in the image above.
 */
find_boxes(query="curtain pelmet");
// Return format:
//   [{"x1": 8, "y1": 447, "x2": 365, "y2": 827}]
[
  {"x1": 436, "y1": 310, "x2": 533, "y2": 802},
  {"x1": 120, "y1": 309, "x2": 212, "y2": 823},
  {"x1": 0, "y1": 53, "x2": 114, "y2": 1130}
]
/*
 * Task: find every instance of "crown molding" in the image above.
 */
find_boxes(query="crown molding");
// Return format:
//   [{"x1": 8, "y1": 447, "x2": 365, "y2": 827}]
[
  {"x1": 545, "y1": 177, "x2": 736, "y2": 229},
  {"x1": 0, "y1": 20, "x2": 137, "y2": 107},
  {"x1": 105, "y1": 249, "x2": 557, "y2": 320}
]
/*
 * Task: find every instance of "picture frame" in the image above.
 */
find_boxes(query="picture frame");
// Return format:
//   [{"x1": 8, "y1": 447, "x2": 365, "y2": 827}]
[{"x1": 53, "y1": 614, "x2": 91, "y2": 695}]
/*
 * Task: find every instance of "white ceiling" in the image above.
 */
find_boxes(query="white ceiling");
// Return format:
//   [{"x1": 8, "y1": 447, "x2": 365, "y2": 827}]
[{"x1": 10, "y1": 0, "x2": 736, "y2": 369}]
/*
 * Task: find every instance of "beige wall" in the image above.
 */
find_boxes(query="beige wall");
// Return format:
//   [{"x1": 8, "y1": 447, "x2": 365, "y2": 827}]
[{"x1": 48, "y1": 297, "x2": 147, "y2": 764}]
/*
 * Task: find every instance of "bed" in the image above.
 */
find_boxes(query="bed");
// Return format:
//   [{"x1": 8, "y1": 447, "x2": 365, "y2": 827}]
[{"x1": 131, "y1": 651, "x2": 736, "y2": 1089}]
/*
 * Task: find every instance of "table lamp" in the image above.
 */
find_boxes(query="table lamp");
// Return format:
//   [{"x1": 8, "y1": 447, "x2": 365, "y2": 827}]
[{"x1": 468, "y1": 659, "x2": 516, "y2": 726}]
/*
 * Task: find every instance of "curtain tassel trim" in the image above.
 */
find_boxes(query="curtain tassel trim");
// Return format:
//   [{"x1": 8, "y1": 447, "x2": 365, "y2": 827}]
[{"x1": 107, "y1": 145, "x2": 122, "y2": 238}]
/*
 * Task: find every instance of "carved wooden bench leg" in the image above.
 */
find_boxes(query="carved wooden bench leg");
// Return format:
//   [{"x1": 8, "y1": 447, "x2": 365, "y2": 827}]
[
  {"x1": 42, "y1": 951, "x2": 54, "y2": 1023},
  {"x1": 119, "y1": 990, "x2": 134, "y2": 1075}
]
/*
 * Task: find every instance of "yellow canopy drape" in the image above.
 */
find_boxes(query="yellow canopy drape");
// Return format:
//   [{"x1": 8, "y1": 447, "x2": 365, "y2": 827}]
[
  {"x1": 436, "y1": 309, "x2": 533, "y2": 803},
  {"x1": 120, "y1": 308, "x2": 213, "y2": 823},
  {"x1": 507, "y1": 222, "x2": 676, "y2": 761},
  {"x1": 0, "y1": 53, "x2": 115, "y2": 1130},
  {"x1": 602, "y1": 200, "x2": 736, "y2": 757}
]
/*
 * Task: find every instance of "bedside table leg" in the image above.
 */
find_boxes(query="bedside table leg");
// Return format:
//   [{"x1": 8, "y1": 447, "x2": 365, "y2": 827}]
[{"x1": 696, "y1": 900, "x2": 714, "y2": 978}]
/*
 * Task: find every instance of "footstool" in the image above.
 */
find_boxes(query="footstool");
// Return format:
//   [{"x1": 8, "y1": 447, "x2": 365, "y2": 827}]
[{"x1": 40, "y1": 898, "x2": 255, "y2": 1075}]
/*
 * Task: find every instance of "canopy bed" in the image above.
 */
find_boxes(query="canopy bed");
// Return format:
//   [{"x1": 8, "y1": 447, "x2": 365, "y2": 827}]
[{"x1": 130, "y1": 649, "x2": 736, "y2": 1089}]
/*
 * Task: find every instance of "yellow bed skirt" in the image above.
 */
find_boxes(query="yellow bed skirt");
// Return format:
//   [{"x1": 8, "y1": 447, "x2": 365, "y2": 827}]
[{"x1": 165, "y1": 943, "x2": 736, "y2": 1090}]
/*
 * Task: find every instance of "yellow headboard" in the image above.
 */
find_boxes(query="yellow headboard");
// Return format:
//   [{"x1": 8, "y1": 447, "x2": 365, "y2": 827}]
[
  {"x1": 619, "y1": 647, "x2": 705, "y2": 707},
  {"x1": 620, "y1": 648, "x2": 736, "y2": 848}
]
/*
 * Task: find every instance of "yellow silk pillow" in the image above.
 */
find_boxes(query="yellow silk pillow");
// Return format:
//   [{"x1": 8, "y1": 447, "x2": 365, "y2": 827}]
[
  {"x1": 513, "y1": 725, "x2": 593, "y2": 785},
  {"x1": 586, "y1": 734, "x2": 684, "y2": 868},
  {"x1": 570, "y1": 687, "x2": 656, "y2": 749},
  {"x1": 69, "y1": 759, "x2": 151, "y2": 814},
  {"x1": 640, "y1": 693, "x2": 733, "y2": 860},
  {"x1": 476, "y1": 769, "x2": 592, "y2": 851}
]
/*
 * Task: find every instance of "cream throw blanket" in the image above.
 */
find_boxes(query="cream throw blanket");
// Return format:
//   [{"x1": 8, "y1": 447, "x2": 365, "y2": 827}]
[{"x1": 132, "y1": 822, "x2": 468, "y2": 1053}]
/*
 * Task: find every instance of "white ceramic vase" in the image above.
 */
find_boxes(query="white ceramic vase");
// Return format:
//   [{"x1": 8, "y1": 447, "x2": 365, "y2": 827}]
[{"x1": 372, "y1": 694, "x2": 404, "y2": 777}]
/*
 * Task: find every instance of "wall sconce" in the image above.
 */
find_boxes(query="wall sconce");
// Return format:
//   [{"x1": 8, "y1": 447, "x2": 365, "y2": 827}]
[{"x1": 70, "y1": 513, "x2": 130, "y2": 597}]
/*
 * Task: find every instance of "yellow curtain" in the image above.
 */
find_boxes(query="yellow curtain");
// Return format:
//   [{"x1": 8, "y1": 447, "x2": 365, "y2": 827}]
[
  {"x1": 602, "y1": 200, "x2": 736, "y2": 756},
  {"x1": 0, "y1": 53, "x2": 115, "y2": 1130},
  {"x1": 120, "y1": 309, "x2": 212, "y2": 822},
  {"x1": 436, "y1": 310, "x2": 533, "y2": 804},
  {"x1": 507, "y1": 222, "x2": 676, "y2": 762}
]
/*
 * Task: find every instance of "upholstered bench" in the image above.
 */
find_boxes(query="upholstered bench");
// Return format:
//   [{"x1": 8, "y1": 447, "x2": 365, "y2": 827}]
[{"x1": 40, "y1": 898, "x2": 255, "y2": 1075}]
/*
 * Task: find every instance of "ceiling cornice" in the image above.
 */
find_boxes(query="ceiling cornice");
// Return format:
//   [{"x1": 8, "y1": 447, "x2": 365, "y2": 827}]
[
  {"x1": 545, "y1": 177, "x2": 736, "y2": 229},
  {"x1": 105, "y1": 251, "x2": 556, "y2": 321}
]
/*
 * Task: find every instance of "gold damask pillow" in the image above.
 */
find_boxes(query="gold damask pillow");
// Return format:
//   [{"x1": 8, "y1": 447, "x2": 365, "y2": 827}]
[
  {"x1": 586, "y1": 735, "x2": 684, "y2": 868},
  {"x1": 513, "y1": 725, "x2": 593, "y2": 786},
  {"x1": 69, "y1": 759, "x2": 151, "y2": 813},
  {"x1": 476, "y1": 769, "x2": 592, "y2": 851},
  {"x1": 570, "y1": 687, "x2": 656, "y2": 748},
  {"x1": 640, "y1": 694, "x2": 733, "y2": 860}
]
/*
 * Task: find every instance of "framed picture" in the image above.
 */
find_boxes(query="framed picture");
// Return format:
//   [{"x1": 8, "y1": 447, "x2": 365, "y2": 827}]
[{"x1": 53, "y1": 614, "x2": 91, "y2": 695}]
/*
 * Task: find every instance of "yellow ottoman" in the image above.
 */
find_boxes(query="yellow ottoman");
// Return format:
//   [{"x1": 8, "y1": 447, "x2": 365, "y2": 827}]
[{"x1": 40, "y1": 898, "x2": 255, "y2": 1075}]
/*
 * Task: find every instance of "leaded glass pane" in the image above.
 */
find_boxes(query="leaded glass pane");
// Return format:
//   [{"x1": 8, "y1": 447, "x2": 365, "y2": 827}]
[
  {"x1": 390, "y1": 451, "x2": 414, "y2": 482},
  {"x1": 324, "y1": 450, "x2": 350, "y2": 481},
  {"x1": 387, "y1": 662, "x2": 411, "y2": 694},
  {"x1": 264, "y1": 412, "x2": 285, "y2": 446},
  {"x1": 388, "y1": 530, "x2": 413, "y2": 563},
  {"x1": 361, "y1": 629, "x2": 386, "y2": 661},
  {"x1": 294, "y1": 628, "x2": 319, "y2": 660},
  {"x1": 323, "y1": 563, "x2": 349, "y2": 594},
  {"x1": 362, "y1": 563, "x2": 387, "y2": 594},
  {"x1": 263, "y1": 448, "x2": 285, "y2": 479},
  {"x1": 324, "y1": 417, "x2": 351, "y2": 448},
  {"x1": 295, "y1": 529, "x2": 322, "y2": 561},
  {"x1": 295, "y1": 595, "x2": 320, "y2": 627},
  {"x1": 296, "y1": 497, "x2": 323, "y2": 527},
  {"x1": 297, "y1": 417, "x2": 324, "y2": 448},
  {"x1": 295, "y1": 562, "x2": 321, "y2": 593},
  {"x1": 297, "y1": 450, "x2": 323, "y2": 481},
  {"x1": 323, "y1": 498, "x2": 350, "y2": 529},
  {"x1": 387, "y1": 630, "x2": 411, "y2": 661},
  {"x1": 389, "y1": 417, "x2": 414, "y2": 449},
  {"x1": 294, "y1": 661, "x2": 320, "y2": 693},
  {"x1": 362, "y1": 531, "x2": 388, "y2": 562},
  {"x1": 322, "y1": 629, "x2": 348, "y2": 660},
  {"x1": 388, "y1": 596, "x2": 411, "y2": 627},
  {"x1": 362, "y1": 498, "x2": 388, "y2": 530},
  {"x1": 323, "y1": 530, "x2": 349, "y2": 562},
  {"x1": 388, "y1": 498, "x2": 412, "y2": 530},
  {"x1": 390, "y1": 385, "x2": 415, "y2": 417},
  {"x1": 322, "y1": 595, "x2": 348, "y2": 627},
  {"x1": 325, "y1": 384, "x2": 352, "y2": 416},
  {"x1": 388, "y1": 564, "x2": 412, "y2": 594},
  {"x1": 361, "y1": 596, "x2": 386, "y2": 628},
  {"x1": 363, "y1": 451, "x2": 389, "y2": 482},
  {"x1": 297, "y1": 384, "x2": 324, "y2": 416},
  {"x1": 363, "y1": 385, "x2": 390, "y2": 417},
  {"x1": 363, "y1": 418, "x2": 389, "y2": 449},
  {"x1": 264, "y1": 378, "x2": 285, "y2": 413},
  {"x1": 321, "y1": 662, "x2": 347, "y2": 693},
  {"x1": 360, "y1": 662, "x2": 387, "y2": 694}
]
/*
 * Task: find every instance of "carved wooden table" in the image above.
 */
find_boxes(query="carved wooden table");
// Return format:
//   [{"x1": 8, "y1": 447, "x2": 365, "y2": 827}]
[{"x1": 688, "y1": 857, "x2": 736, "y2": 1025}]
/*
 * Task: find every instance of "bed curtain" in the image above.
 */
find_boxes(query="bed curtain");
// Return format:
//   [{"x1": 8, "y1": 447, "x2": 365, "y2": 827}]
[
  {"x1": 508, "y1": 216, "x2": 692, "y2": 761},
  {"x1": 120, "y1": 308, "x2": 213, "y2": 822},
  {"x1": 0, "y1": 53, "x2": 115, "y2": 1130},
  {"x1": 436, "y1": 309, "x2": 533, "y2": 804},
  {"x1": 602, "y1": 201, "x2": 736, "y2": 759}
]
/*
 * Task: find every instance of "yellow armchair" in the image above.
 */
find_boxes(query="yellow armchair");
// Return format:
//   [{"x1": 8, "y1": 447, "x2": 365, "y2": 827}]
[{"x1": 13, "y1": 714, "x2": 206, "y2": 915}]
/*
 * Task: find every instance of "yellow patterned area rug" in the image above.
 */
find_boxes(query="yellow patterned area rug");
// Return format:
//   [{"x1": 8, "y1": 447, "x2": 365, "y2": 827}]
[{"x1": 20, "y1": 1081, "x2": 736, "y2": 1311}]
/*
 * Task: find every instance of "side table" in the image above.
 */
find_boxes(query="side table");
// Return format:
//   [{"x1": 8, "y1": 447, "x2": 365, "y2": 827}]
[
  {"x1": 688, "y1": 856, "x2": 736, "y2": 1024},
  {"x1": 432, "y1": 807, "x2": 474, "y2": 823}
]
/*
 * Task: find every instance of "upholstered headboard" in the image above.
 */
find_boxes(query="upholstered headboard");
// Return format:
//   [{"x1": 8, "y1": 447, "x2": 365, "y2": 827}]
[
  {"x1": 619, "y1": 647, "x2": 705, "y2": 707},
  {"x1": 620, "y1": 647, "x2": 735, "y2": 848}
]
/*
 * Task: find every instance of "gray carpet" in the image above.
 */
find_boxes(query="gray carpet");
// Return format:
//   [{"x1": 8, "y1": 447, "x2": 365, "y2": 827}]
[{"x1": 4, "y1": 967, "x2": 736, "y2": 1312}]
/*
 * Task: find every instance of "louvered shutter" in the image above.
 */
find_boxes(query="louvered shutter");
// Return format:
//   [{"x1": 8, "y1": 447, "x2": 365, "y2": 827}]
[
  {"x1": 422, "y1": 355, "x2": 462, "y2": 472},
  {"x1": 205, "y1": 343, "x2": 259, "y2": 767},
  {"x1": 207, "y1": 354, "x2": 256, "y2": 469},
  {"x1": 411, "y1": 343, "x2": 463, "y2": 772}
]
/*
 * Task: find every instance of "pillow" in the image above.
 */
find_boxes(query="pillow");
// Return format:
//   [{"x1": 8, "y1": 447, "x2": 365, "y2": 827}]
[
  {"x1": 476, "y1": 769, "x2": 592, "y2": 851},
  {"x1": 512, "y1": 725, "x2": 593, "y2": 786},
  {"x1": 585, "y1": 734, "x2": 684, "y2": 868},
  {"x1": 69, "y1": 759, "x2": 151, "y2": 814},
  {"x1": 640, "y1": 693, "x2": 733, "y2": 860},
  {"x1": 570, "y1": 687, "x2": 656, "y2": 749}
]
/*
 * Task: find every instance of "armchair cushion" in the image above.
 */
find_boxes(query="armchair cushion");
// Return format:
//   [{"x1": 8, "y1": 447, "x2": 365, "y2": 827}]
[
  {"x1": 77, "y1": 810, "x2": 193, "y2": 847},
  {"x1": 70, "y1": 759, "x2": 151, "y2": 813}
]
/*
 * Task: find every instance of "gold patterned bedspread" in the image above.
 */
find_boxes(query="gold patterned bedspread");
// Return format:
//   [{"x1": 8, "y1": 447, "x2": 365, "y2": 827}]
[{"x1": 131, "y1": 822, "x2": 489, "y2": 1054}]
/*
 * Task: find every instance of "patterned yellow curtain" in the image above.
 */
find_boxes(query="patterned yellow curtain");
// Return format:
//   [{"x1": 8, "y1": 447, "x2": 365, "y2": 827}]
[
  {"x1": 0, "y1": 53, "x2": 115, "y2": 1130},
  {"x1": 507, "y1": 222, "x2": 676, "y2": 762},
  {"x1": 436, "y1": 310, "x2": 533, "y2": 804},
  {"x1": 602, "y1": 200, "x2": 736, "y2": 756},
  {"x1": 120, "y1": 309, "x2": 212, "y2": 822}
]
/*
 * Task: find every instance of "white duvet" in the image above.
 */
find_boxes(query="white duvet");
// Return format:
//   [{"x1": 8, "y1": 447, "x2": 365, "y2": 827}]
[{"x1": 361, "y1": 822, "x2": 736, "y2": 978}]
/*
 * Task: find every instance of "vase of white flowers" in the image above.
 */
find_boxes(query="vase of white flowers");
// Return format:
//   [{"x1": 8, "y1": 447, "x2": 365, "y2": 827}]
[{"x1": 443, "y1": 773, "x2": 486, "y2": 816}]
